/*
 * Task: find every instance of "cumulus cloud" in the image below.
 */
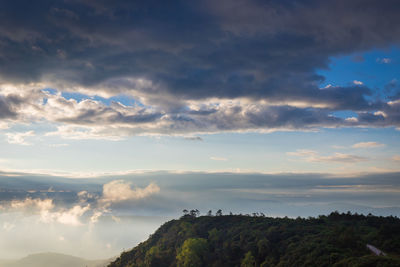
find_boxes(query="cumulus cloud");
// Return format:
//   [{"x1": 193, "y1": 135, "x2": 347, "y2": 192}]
[
  {"x1": 10, "y1": 197, "x2": 54, "y2": 211},
  {"x1": 100, "y1": 180, "x2": 160, "y2": 205},
  {"x1": 287, "y1": 150, "x2": 368, "y2": 163},
  {"x1": 5, "y1": 197, "x2": 90, "y2": 226},
  {"x1": 352, "y1": 142, "x2": 385, "y2": 148},
  {"x1": 43, "y1": 205, "x2": 90, "y2": 226}
]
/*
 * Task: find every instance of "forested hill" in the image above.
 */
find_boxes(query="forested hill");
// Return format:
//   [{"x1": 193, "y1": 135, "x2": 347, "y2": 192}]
[{"x1": 109, "y1": 212, "x2": 400, "y2": 267}]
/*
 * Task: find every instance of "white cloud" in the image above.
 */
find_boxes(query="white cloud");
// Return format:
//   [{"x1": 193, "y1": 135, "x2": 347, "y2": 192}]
[
  {"x1": 286, "y1": 149, "x2": 317, "y2": 158},
  {"x1": 345, "y1": 117, "x2": 358, "y2": 122},
  {"x1": 77, "y1": 190, "x2": 96, "y2": 202},
  {"x1": 5, "y1": 131, "x2": 35, "y2": 145},
  {"x1": 352, "y1": 142, "x2": 385, "y2": 148},
  {"x1": 0, "y1": 121, "x2": 9, "y2": 129},
  {"x1": 100, "y1": 180, "x2": 160, "y2": 205},
  {"x1": 210, "y1": 156, "x2": 228, "y2": 161},
  {"x1": 90, "y1": 211, "x2": 103, "y2": 224},
  {"x1": 49, "y1": 205, "x2": 90, "y2": 226},
  {"x1": 10, "y1": 197, "x2": 54, "y2": 211},
  {"x1": 287, "y1": 150, "x2": 368, "y2": 163},
  {"x1": 313, "y1": 153, "x2": 368, "y2": 163},
  {"x1": 7, "y1": 197, "x2": 90, "y2": 226},
  {"x1": 45, "y1": 125, "x2": 125, "y2": 141},
  {"x1": 377, "y1": 57, "x2": 392, "y2": 64},
  {"x1": 353, "y1": 80, "x2": 363, "y2": 85}
]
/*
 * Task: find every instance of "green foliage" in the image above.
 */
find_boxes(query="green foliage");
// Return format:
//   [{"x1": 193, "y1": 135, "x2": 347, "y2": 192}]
[
  {"x1": 176, "y1": 238, "x2": 208, "y2": 267},
  {"x1": 241, "y1": 251, "x2": 256, "y2": 267},
  {"x1": 108, "y1": 212, "x2": 400, "y2": 267}
]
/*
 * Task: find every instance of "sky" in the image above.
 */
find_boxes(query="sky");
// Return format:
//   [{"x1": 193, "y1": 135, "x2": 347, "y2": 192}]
[{"x1": 0, "y1": 0, "x2": 400, "y2": 260}]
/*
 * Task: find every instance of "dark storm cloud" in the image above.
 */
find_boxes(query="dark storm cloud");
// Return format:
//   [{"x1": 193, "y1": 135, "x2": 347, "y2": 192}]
[
  {"x1": 0, "y1": 0, "x2": 400, "y2": 134},
  {"x1": 1, "y1": 1, "x2": 400, "y2": 99}
]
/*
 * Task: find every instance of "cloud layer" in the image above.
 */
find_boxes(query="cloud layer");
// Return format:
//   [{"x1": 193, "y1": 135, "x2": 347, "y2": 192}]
[
  {"x1": 1, "y1": 170, "x2": 399, "y2": 258},
  {"x1": 0, "y1": 1, "x2": 399, "y2": 137}
]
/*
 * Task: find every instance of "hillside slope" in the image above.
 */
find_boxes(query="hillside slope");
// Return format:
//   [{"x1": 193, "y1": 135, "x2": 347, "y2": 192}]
[{"x1": 109, "y1": 212, "x2": 400, "y2": 267}]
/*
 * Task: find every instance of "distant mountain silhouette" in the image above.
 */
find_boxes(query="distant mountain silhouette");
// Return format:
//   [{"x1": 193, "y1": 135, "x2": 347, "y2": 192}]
[
  {"x1": 0, "y1": 252, "x2": 112, "y2": 267},
  {"x1": 109, "y1": 212, "x2": 400, "y2": 266}
]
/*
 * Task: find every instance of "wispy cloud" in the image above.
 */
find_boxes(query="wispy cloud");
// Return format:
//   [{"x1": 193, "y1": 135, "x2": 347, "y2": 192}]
[
  {"x1": 48, "y1": 143, "x2": 69, "y2": 148},
  {"x1": 376, "y1": 57, "x2": 392, "y2": 64},
  {"x1": 5, "y1": 131, "x2": 35, "y2": 145},
  {"x1": 287, "y1": 149, "x2": 368, "y2": 163},
  {"x1": 3, "y1": 222, "x2": 15, "y2": 232},
  {"x1": 392, "y1": 155, "x2": 400, "y2": 161},
  {"x1": 352, "y1": 142, "x2": 385, "y2": 148},
  {"x1": 184, "y1": 136, "x2": 203, "y2": 141},
  {"x1": 210, "y1": 156, "x2": 228, "y2": 161}
]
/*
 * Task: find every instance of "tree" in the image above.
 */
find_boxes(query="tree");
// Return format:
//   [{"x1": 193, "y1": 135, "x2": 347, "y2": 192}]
[
  {"x1": 208, "y1": 228, "x2": 219, "y2": 243},
  {"x1": 241, "y1": 251, "x2": 256, "y2": 267},
  {"x1": 216, "y1": 209, "x2": 223, "y2": 216},
  {"x1": 207, "y1": 210, "x2": 213, "y2": 216},
  {"x1": 183, "y1": 209, "x2": 189, "y2": 216},
  {"x1": 176, "y1": 238, "x2": 208, "y2": 267},
  {"x1": 190, "y1": 209, "x2": 200, "y2": 217},
  {"x1": 257, "y1": 238, "x2": 270, "y2": 257},
  {"x1": 144, "y1": 246, "x2": 164, "y2": 266}
]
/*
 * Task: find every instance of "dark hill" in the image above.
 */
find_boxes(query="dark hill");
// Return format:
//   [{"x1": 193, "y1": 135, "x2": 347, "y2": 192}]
[{"x1": 109, "y1": 212, "x2": 400, "y2": 267}]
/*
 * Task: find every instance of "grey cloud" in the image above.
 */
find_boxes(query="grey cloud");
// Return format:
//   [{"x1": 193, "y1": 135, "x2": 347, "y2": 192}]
[
  {"x1": 0, "y1": 96, "x2": 16, "y2": 119},
  {"x1": 1, "y1": 85, "x2": 400, "y2": 137},
  {"x1": 1, "y1": 0, "x2": 400, "y2": 134},
  {"x1": 384, "y1": 79, "x2": 400, "y2": 100},
  {"x1": 184, "y1": 136, "x2": 203, "y2": 141}
]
